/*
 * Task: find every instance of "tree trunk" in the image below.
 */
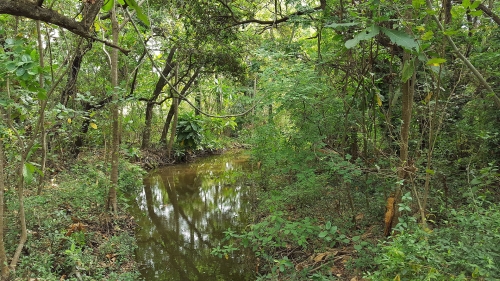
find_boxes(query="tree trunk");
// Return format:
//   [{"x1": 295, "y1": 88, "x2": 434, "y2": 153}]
[
  {"x1": 141, "y1": 102, "x2": 154, "y2": 149},
  {"x1": 159, "y1": 68, "x2": 200, "y2": 146},
  {"x1": 166, "y1": 65, "x2": 179, "y2": 157},
  {"x1": 0, "y1": 138, "x2": 9, "y2": 279},
  {"x1": 36, "y1": 20, "x2": 47, "y2": 195},
  {"x1": 140, "y1": 47, "x2": 177, "y2": 149},
  {"x1": 387, "y1": 52, "x2": 416, "y2": 236},
  {"x1": 160, "y1": 99, "x2": 178, "y2": 146},
  {"x1": 108, "y1": 5, "x2": 119, "y2": 215}
]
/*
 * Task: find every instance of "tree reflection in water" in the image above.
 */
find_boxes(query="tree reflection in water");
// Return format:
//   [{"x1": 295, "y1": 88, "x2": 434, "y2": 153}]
[{"x1": 130, "y1": 152, "x2": 254, "y2": 281}]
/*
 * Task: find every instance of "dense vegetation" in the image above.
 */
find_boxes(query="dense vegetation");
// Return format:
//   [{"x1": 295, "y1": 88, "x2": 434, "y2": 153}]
[{"x1": 1, "y1": 0, "x2": 500, "y2": 280}]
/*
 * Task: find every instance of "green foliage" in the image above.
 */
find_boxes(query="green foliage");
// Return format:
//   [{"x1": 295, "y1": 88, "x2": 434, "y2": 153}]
[
  {"x1": 344, "y1": 25, "x2": 418, "y2": 51},
  {"x1": 118, "y1": 160, "x2": 146, "y2": 194},
  {"x1": 367, "y1": 203, "x2": 500, "y2": 280},
  {"x1": 213, "y1": 211, "x2": 358, "y2": 280},
  {"x1": 176, "y1": 112, "x2": 204, "y2": 149},
  {"x1": 201, "y1": 116, "x2": 238, "y2": 150},
  {"x1": 102, "y1": 0, "x2": 150, "y2": 26},
  {"x1": 6, "y1": 156, "x2": 143, "y2": 280}
]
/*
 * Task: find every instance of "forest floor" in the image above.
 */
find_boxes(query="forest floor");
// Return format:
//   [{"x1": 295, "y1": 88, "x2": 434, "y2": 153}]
[
  {"x1": 5, "y1": 151, "x2": 143, "y2": 281},
  {"x1": 250, "y1": 184, "x2": 382, "y2": 281}
]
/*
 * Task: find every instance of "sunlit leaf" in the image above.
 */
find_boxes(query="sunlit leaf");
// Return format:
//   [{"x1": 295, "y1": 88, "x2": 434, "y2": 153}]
[
  {"x1": 90, "y1": 123, "x2": 98, "y2": 129},
  {"x1": 102, "y1": 0, "x2": 114, "y2": 12},
  {"x1": 375, "y1": 93, "x2": 383, "y2": 106},
  {"x1": 424, "y1": 92, "x2": 433, "y2": 104},
  {"x1": 426, "y1": 58, "x2": 446, "y2": 66},
  {"x1": 421, "y1": 31, "x2": 434, "y2": 41},
  {"x1": 67, "y1": 118, "x2": 72, "y2": 124},
  {"x1": 443, "y1": 30, "x2": 458, "y2": 36},
  {"x1": 470, "y1": 10, "x2": 483, "y2": 16},
  {"x1": 425, "y1": 169, "x2": 435, "y2": 175},
  {"x1": 412, "y1": 0, "x2": 425, "y2": 8}
]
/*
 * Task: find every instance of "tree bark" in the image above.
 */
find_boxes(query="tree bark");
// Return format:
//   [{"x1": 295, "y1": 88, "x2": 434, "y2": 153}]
[
  {"x1": 108, "y1": 5, "x2": 119, "y2": 215},
  {"x1": 0, "y1": 138, "x2": 9, "y2": 279},
  {"x1": 160, "y1": 99, "x2": 179, "y2": 146},
  {"x1": 36, "y1": 20, "x2": 47, "y2": 195},
  {"x1": 388, "y1": 53, "x2": 416, "y2": 236},
  {"x1": 60, "y1": 39, "x2": 94, "y2": 107}
]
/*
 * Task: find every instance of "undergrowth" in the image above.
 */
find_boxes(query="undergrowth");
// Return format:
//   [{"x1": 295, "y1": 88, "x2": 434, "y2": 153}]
[{"x1": 5, "y1": 154, "x2": 144, "y2": 280}]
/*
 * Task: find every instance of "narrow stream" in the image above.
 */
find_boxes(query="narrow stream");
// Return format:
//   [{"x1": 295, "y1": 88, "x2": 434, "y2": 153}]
[{"x1": 129, "y1": 151, "x2": 255, "y2": 281}]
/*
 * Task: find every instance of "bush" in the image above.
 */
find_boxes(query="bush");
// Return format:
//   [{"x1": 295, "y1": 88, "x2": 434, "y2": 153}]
[{"x1": 367, "y1": 202, "x2": 500, "y2": 280}]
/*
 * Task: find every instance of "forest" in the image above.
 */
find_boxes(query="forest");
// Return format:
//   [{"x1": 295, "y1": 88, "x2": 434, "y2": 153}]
[{"x1": 0, "y1": 0, "x2": 500, "y2": 280}]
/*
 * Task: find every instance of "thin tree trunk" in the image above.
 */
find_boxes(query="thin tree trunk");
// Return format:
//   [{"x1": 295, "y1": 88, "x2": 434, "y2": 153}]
[
  {"x1": 37, "y1": 20, "x2": 47, "y2": 195},
  {"x1": 167, "y1": 66, "x2": 179, "y2": 157},
  {"x1": 141, "y1": 47, "x2": 177, "y2": 149},
  {"x1": 5, "y1": 78, "x2": 28, "y2": 272},
  {"x1": 389, "y1": 53, "x2": 416, "y2": 235},
  {"x1": 160, "y1": 100, "x2": 177, "y2": 146},
  {"x1": 0, "y1": 138, "x2": 9, "y2": 279},
  {"x1": 108, "y1": 5, "x2": 119, "y2": 215},
  {"x1": 141, "y1": 102, "x2": 154, "y2": 149}
]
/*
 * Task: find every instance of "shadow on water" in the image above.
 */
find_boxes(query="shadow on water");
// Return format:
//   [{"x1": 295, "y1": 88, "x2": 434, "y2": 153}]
[{"x1": 129, "y1": 151, "x2": 255, "y2": 281}]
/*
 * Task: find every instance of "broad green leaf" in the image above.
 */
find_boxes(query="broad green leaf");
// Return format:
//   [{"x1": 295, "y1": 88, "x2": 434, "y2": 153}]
[
  {"x1": 421, "y1": 31, "x2": 434, "y2": 41},
  {"x1": 102, "y1": 0, "x2": 114, "y2": 12},
  {"x1": 443, "y1": 30, "x2": 459, "y2": 36},
  {"x1": 402, "y1": 59, "x2": 415, "y2": 82},
  {"x1": 470, "y1": 178, "x2": 481, "y2": 185},
  {"x1": 426, "y1": 57, "x2": 446, "y2": 66},
  {"x1": 462, "y1": 0, "x2": 471, "y2": 8},
  {"x1": 318, "y1": 231, "x2": 328, "y2": 238},
  {"x1": 345, "y1": 25, "x2": 380, "y2": 49},
  {"x1": 380, "y1": 27, "x2": 418, "y2": 50},
  {"x1": 412, "y1": 0, "x2": 425, "y2": 8},
  {"x1": 470, "y1": 10, "x2": 483, "y2": 16},
  {"x1": 23, "y1": 162, "x2": 39, "y2": 184},
  {"x1": 125, "y1": 0, "x2": 151, "y2": 26},
  {"x1": 117, "y1": 0, "x2": 125, "y2": 5},
  {"x1": 325, "y1": 221, "x2": 332, "y2": 229},
  {"x1": 6, "y1": 62, "x2": 16, "y2": 71},
  {"x1": 15, "y1": 67, "x2": 25, "y2": 77},
  {"x1": 325, "y1": 22, "x2": 360, "y2": 28},
  {"x1": 425, "y1": 169, "x2": 435, "y2": 175},
  {"x1": 37, "y1": 90, "x2": 47, "y2": 100},
  {"x1": 470, "y1": 0, "x2": 480, "y2": 9}
]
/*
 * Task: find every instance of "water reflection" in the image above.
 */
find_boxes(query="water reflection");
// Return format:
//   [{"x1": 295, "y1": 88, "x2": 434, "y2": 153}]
[{"x1": 130, "y1": 152, "x2": 254, "y2": 281}]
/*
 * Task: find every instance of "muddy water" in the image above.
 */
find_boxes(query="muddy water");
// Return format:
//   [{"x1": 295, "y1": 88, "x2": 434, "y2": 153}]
[{"x1": 129, "y1": 151, "x2": 255, "y2": 281}]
